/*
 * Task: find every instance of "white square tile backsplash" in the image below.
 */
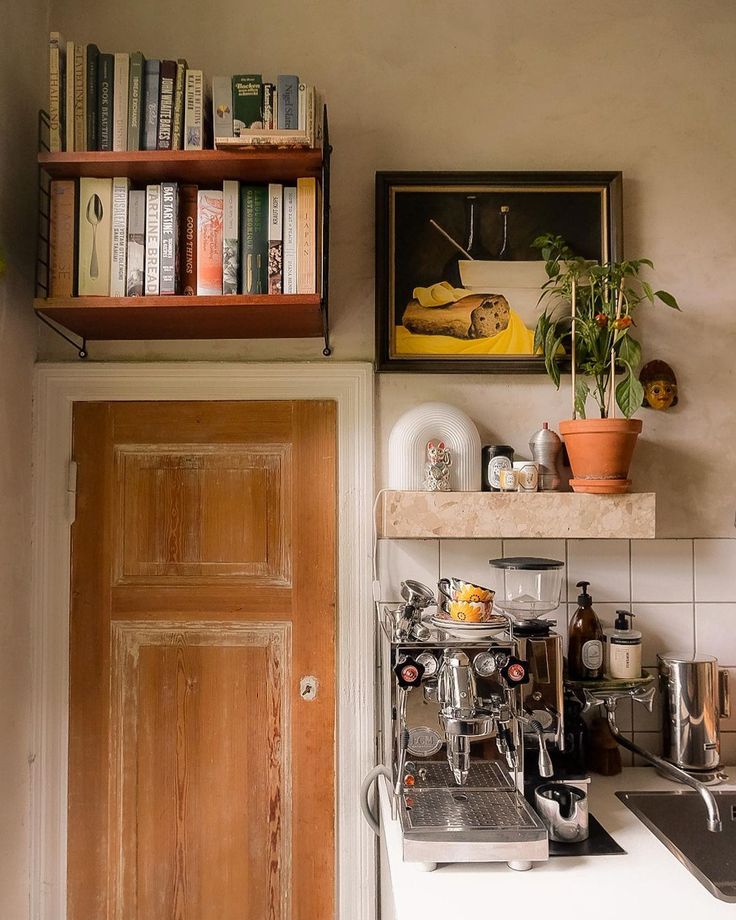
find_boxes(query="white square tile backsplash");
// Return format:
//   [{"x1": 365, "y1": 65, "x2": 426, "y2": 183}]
[
  {"x1": 377, "y1": 539, "x2": 438, "y2": 601},
  {"x1": 631, "y1": 603, "x2": 695, "y2": 667},
  {"x1": 695, "y1": 540, "x2": 736, "y2": 602},
  {"x1": 695, "y1": 603, "x2": 736, "y2": 666},
  {"x1": 440, "y1": 540, "x2": 503, "y2": 595},
  {"x1": 566, "y1": 540, "x2": 630, "y2": 603},
  {"x1": 631, "y1": 539, "x2": 694, "y2": 602}
]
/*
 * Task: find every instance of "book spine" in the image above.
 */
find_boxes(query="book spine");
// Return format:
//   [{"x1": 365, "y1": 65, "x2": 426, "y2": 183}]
[
  {"x1": 65, "y1": 40, "x2": 75, "y2": 152},
  {"x1": 222, "y1": 180, "x2": 239, "y2": 294},
  {"x1": 239, "y1": 185, "x2": 268, "y2": 294},
  {"x1": 297, "y1": 81, "x2": 306, "y2": 131},
  {"x1": 110, "y1": 177, "x2": 131, "y2": 296},
  {"x1": 262, "y1": 83, "x2": 274, "y2": 130},
  {"x1": 49, "y1": 180, "x2": 76, "y2": 296},
  {"x1": 215, "y1": 132, "x2": 310, "y2": 148},
  {"x1": 184, "y1": 70, "x2": 204, "y2": 150},
  {"x1": 78, "y1": 178, "x2": 113, "y2": 295},
  {"x1": 171, "y1": 60, "x2": 187, "y2": 150},
  {"x1": 197, "y1": 191, "x2": 224, "y2": 295},
  {"x1": 73, "y1": 44, "x2": 86, "y2": 151},
  {"x1": 85, "y1": 44, "x2": 99, "y2": 150},
  {"x1": 282, "y1": 186, "x2": 297, "y2": 295},
  {"x1": 145, "y1": 184, "x2": 161, "y2": 296},
  {"x1": 212, "y1": 76, "x2": 233, "y2": 139},
  {"x1": 305, "y1": 86, "x2": 316, "y2": 148},
  {"x1": 112, "y1": 53, "x2": 129, "y2": 152},
  {"x1": 97, "y1": 53, "x2": 114, "y2": 151},
  {"x1": 160, "y1": 182, "x2": 178, "y2": 295},
  {"x1": 296, "y1": 177, "x2": 317, "y2": 294},
  {"x1": 272, "y1": 89, "x2": 279, "y2": 131},
  {"x1": 127, "y1": 52, "x2": 144, "y2": 151},
  {"x1": 267, "y1": 183, "x2": 283, "y2": 295},
  {"x1": 179, "y1": 184, "x2": 198, "y2": 294},
  {"x1": 143, "y1": 60, "x2": 160, "y2": 151},
  {"x1": 126, "y1": 190, "x2": 146, "y2": 296},
  {"x1": 157, "y1": 60, "x2": 176, "y2": 150},
  {"x1": 232, "y1": 74, "x2": 263, "y2": 135},
  {"x1": 276, "y1": 74, "x2": 299, "y2": 129},
  {"x1": 48, "y1": 33, "x2": 64, "y2": 152}
]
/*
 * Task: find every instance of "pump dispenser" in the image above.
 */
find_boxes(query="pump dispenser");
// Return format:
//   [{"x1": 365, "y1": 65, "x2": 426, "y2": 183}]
[
  {"x1": 604, "y1": 610, "x2": 642, "y2": 679},
  {"x1": 567, "y1": 581, "x2": 604, "y2": 680}
]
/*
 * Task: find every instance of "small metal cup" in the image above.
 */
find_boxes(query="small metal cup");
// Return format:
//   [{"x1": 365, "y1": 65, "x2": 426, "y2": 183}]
[{"x1": 534, "y1": 782, "x2": 589, "y2": 842}]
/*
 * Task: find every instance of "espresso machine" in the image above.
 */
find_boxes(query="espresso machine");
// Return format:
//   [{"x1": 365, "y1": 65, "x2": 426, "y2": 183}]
[{"x1": 363, "y1": 579, "x2": 566, "y2": 871}]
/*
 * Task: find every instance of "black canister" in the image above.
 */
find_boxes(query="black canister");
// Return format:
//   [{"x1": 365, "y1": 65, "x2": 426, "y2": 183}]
[{"x1": 482, "y1": 445, "x2": 514, "y2": 492}]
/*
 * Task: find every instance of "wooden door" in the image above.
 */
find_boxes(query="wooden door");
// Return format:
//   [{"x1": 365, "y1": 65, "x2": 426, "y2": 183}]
[{"x1": 68, "y1": 401, "x2": 336, "y2": 920}]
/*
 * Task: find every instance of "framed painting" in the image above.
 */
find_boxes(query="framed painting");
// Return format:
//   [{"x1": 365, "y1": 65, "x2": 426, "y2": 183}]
[{"x1": 376, "y1": 171, "x2": 623, "y2": 373}]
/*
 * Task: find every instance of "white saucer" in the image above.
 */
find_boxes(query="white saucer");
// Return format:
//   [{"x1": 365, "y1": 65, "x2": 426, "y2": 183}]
[{"x1": 429, "y1": 614, "x2": 507, "y2": 638}]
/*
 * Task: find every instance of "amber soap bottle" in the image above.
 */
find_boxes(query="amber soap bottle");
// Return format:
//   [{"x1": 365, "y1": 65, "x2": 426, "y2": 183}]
[{"x1": 568, "y1": 580, "x2": 604, "y2": 680}]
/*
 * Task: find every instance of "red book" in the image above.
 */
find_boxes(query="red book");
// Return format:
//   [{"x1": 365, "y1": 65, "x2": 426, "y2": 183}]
[{"x1": 179, "y1": 184, "x2": 198, "y2": 294}]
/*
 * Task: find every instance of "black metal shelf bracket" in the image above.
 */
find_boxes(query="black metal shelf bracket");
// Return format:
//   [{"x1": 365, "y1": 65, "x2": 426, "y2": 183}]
[
  {"x1": 320, "y1": 105, "x2": 332, "y2": 357},
  {"x1": 36, "y1": 311, "x2": 88, "y2": 359}
]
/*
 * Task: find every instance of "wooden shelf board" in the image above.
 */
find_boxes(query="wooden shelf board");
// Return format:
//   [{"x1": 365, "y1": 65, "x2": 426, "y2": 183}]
[
  {"x1": 377, "y1": 490, "x2": 656, "y2": 540},
  {"x1": 38, "y1": 149, "x2": 323, "y2": 183},
  {"x1": 34, "y1": 295, "x2": 323, "y2": 341}
]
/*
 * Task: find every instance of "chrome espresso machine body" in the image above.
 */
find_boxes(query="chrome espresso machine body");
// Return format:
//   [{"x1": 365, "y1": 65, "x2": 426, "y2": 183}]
[{"x1": 375, "y1": 580, "x2": 565, "y2": 871}]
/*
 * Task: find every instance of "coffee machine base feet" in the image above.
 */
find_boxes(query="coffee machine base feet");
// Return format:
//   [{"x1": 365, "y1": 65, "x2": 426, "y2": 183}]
[
  {"x1": 412, "y1": 861, "x2": 438, "y2": 872},
  {"x1": 507, "y1": 859, "x2": 533, "y2": 872}
]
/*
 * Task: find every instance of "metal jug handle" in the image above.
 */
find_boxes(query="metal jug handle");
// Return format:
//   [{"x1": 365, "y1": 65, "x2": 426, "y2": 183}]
[{"x1": 719, "y1": 668, "x2": 731, "y2": 719}]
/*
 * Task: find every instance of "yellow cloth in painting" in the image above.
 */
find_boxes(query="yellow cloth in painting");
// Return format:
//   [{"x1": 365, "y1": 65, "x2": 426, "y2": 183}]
[
  {"x1": 395, "y1": 308, "x2": 536, "y2": 355},
  {"x1": 412, "y1": 281, "x2": 467, "y2": 307}
]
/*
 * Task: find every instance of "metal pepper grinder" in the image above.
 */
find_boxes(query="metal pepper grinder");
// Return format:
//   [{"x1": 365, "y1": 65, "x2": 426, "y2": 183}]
[{"x1": 529, "y1": 422, "x2": 562, "y2": 491}]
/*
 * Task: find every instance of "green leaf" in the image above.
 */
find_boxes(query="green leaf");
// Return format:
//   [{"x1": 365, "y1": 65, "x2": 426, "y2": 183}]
[
  {"x1": 534, "y1": 313, "x2": 550, "y2": 354},
  {"x1": 544, "y1": 326, "x2": 565, "y2": 388},
  {"x1": 639, "y1": 258, "x2": 654, "y2": 268},
  {"x1": 574, "y1": 379, "x2": 589, "y2": 419},
  {"x1": 654, "y1": 289, "x2": 681, "y2": 310},
  {"x1": 615, "y1": 367, "x2": 645, "y2": 419},
  {"x1": 641, "y1": 280, "x2": 654, "y2": 302},
  {"x1": 617, "y1": 334, "x2": 641, "y2": 369}
]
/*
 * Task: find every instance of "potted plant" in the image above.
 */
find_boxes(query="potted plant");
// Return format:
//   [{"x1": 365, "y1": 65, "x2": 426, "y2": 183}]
[{"x1": 534, "y1": 233, "x2": 680, "y2": 493}]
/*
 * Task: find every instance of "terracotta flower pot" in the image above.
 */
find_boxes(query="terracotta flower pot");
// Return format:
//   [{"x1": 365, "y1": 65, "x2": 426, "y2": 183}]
[{"x1": 559, "y1": 418, "x2": 643, "y2": 494}]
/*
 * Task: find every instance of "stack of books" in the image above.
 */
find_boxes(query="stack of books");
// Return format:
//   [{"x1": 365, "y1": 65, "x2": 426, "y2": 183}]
[
  {"x1": 212, "y1": 74, "x2": 322, "y2": 148},
  {"x1": 48, "y1": 176, "x2": 319, "y2": 298}
]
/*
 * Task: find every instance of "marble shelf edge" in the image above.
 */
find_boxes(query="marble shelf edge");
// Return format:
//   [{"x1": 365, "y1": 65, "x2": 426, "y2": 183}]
[{"x1": 377, "y1": 490, "x2": 656, "y2": 540}]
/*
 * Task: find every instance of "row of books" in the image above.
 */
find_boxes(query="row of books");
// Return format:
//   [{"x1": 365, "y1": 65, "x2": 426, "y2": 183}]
[
  {"x1": 48, "y1": 33, "x2": 323, "y2": 152},
  {"x1": 48, "y1": 177, "x2": 319, "y2": 298}
]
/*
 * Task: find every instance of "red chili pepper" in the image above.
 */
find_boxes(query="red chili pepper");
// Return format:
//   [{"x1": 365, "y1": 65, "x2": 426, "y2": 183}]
[
  {"x1": 613, "y1": 316, "x2": 633, "y2": 330},
  {"x1": 594, "y1": 313, "x2": 608, "y2": 327}
]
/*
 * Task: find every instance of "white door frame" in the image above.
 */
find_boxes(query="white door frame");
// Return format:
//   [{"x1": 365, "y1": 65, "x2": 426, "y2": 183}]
[{"x1": 30, "y1": 361, "x2": 376, "y2": 920}]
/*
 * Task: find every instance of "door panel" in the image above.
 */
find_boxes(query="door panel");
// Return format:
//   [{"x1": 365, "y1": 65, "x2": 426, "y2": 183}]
[{"x1": 68, "y1": 401, "x2": 335, "y2": 920}]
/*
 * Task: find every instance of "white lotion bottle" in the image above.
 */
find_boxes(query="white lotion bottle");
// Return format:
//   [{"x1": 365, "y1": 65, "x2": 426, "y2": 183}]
[{"x1": 605, "y1": 610, "x2": 642, "y2": 679}]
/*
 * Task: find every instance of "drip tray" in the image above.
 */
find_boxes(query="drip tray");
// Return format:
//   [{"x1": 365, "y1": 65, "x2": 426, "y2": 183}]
[{"x1": 410, "y1": 760, "x2": 513, "y2": 791}]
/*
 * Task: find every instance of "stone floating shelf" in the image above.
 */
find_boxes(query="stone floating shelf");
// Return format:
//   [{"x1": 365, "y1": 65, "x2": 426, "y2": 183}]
[{"x1": 378, "y1": 491, "x2": 656, "y2": 540}]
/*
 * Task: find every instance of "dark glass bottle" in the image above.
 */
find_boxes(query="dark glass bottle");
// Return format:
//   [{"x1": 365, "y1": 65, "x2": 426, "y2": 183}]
[
  {"x1": 443, "y1": 195, "x2": 493, "y2": 286},
  {"x1": 567, "y1": 580, "x2": 604, "y2": 680}
]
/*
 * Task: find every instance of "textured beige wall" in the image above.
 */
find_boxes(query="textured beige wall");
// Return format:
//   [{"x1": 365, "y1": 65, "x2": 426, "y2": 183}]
[
  {"x1": 44, "y1": 0, "x2": 736, "y2": 535},
  {"x1": 0, "y1": 0, "x2": 46, "y2": 914}
]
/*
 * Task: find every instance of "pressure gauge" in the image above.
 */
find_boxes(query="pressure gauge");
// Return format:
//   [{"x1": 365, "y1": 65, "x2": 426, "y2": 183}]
[
  {"x1": 472, "y1": 652, "x2": 498, "y2": 678},
  {"x1": 416, "y1": 651, "x2": 439, "y2": 677}
]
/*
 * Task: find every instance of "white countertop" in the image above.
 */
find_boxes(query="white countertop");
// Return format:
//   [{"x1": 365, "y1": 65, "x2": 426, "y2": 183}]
[{"x1": 379, "y1": 767, "x2": 736, "y2": 919}]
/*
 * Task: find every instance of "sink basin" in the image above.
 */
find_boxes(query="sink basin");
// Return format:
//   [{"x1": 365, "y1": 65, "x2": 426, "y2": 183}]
[{"x1": 617, "y1": 791, "x2": 736, "y2": 902}]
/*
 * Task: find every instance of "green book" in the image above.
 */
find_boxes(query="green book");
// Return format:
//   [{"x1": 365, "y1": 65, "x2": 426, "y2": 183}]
[
  {"x1": 232, "y1": 74, "x2": 262, "y2": 135},
  {"x1": 239, "y1": 185, "x2": 268, "y2": 294},
  {"x1": 127, "y1": 51, "x2": 145, "y2": 151}
]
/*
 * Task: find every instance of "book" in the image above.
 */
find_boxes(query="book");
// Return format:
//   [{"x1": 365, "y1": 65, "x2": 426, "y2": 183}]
[
  {"x1": 160, "y1": 182, "x2": 178, "y2": 295},
  {"x1": 127, "y1": 51, "x2": 145, "y2": 151},
  {"x1": 110, "y1": 177, "x2": 131, "y2": 296},
  {"x1": 222, "y1": 179, "x2": 239, "y2": 294},
  {"x1": 112, "y1": 53, "x2": 129, "y2": 151},
  {"x1": 48, "y1": 32, "x2": 65, "y2": 152},
  {"x1": 262, "y1": 82, "x2": 275, "y2": 130},
  {"x1": 282, "y1": 185, "x2": 297, "y2": 295},
  {"x1": 49, "y1": 180, "x2": 76, "y2": 296},
  {"x1": 65, "y1": 40, "x2": 75, "y2": 152},
  {"x1": 73, "y1": 43, "x2": 86, "y2": 151},
  {"x1": 184, "y1": 69, "x2": 204, "y2": 150},
  {"x1": 212, "y1": 76, "x2": 233, "y2": 139},
  {"x1": 296, "y1": 177, "x2": 317, "y2": 294},
  {"x1": 97, "y1": 52, "x2": 114, "y2": 151},
  {"x1": 142, "y1": 59, "x2": 160, "y2": 151},
  {"x1": 273, "y1": 88, "x2": 279, "y2": 130},
  {"x1": 157, "y1": 60, "x2": 176, "y2": 150},
  {"x1": 78, "y1": 178, "x2": 112, "y2": 295},
  {"x1": 126, "y1": 190, "x2": 146, "y2": 296},
  {"x1": 267, "y1": 183, "x2": 283, "y2": 295},
  {"x1": 232, "y1": 74, "x2": 263, "y2": 134},
  {"x1": 215, "y1": 131, "x2": 310, "y2": 149},
  {"x1": 171, "y1": 59, "x2": 187, "y2": 150},
  {"x1": 179, "y1": 184, "x2": 198, "y2": 294},
  {"x1": 297, "y1": 81, "x2": 306, "y2": 131},
  {"x1": 145, "y1": 184, "x2": 161, "y2": 295},
  {"x1": 196, "y1": 190, "x2": 224, "y2": 295},
  {"x1": 276, "y1": 74, "x2": 299, "y2": 130},
  {"x1": 85, "y1": 43, "x2": 99, "y2": 150},
  {"x1": 239, "y1": 185, "x2": 268, "y2": 294}
]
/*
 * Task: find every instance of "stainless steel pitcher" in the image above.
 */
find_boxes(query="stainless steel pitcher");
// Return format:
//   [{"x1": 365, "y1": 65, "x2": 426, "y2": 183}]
[{"x1": 658, "y1": 653, "x2": 731, "y2": 777}]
